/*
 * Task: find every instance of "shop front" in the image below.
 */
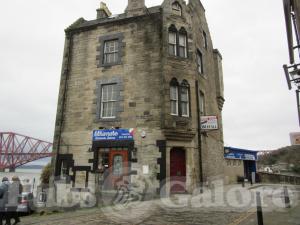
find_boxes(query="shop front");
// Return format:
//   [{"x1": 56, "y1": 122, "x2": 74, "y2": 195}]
[
  {"x1": 91, "y1": 129, "x2": 136, "y2": 190},
  {"x1": 224, "y1": 147, "x2": 258, "y2": 183}
]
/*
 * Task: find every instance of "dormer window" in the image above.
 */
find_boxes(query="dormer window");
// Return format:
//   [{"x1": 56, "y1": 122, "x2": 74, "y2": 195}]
[{"x1": 172, "y1": 2, "x2": 182, "y2": 16}]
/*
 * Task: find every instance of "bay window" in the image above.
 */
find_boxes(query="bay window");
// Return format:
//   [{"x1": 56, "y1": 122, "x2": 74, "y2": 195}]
[{"x1": 170, "y1": 78, "x2": 190, "y2": 117}]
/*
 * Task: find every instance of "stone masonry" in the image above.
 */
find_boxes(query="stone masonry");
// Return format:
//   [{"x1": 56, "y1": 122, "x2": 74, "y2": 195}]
[{"x1": 51, "y1": 0, "x2": 226, "y2": 203}]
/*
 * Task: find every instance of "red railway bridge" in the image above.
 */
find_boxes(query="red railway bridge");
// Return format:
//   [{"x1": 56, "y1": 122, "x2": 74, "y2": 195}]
[{"x1": 0, "y1": 132, "x2": 53, "y2": 170}]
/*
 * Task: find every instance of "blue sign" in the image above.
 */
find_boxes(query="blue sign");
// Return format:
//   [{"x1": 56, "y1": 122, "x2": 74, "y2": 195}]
[
  {"x1": 224, "y1": 147, "x2": 258, "y2": 161},
  {"x1": 93, "y1": 129, "x2": 134, "y2": 141}
]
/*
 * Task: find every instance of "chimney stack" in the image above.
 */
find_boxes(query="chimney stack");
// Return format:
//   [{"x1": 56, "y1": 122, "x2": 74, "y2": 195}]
[
  {"x1": 126, "y1": 0, "x2": 146, "y2": 16},
  {"x1": 97, "y1": 2, "x2": 112, "y2": 19}
]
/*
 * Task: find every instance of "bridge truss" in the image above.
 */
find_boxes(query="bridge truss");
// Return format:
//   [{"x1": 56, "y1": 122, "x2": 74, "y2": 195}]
[{"x1": 0, "y1": 132, "x2": 53, "y2": 170}]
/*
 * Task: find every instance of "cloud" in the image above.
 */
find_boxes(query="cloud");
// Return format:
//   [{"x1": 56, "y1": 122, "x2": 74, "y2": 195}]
[{"x1": 0, "y1": 0, "x2": 298, "y2": 153}]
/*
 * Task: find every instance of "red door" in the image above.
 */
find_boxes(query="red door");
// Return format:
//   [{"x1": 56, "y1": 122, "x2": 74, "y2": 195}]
[
  {"x1": 170, "y1": 148, "x2": 186, "y2": 193},
  {"x1": 108, "y1": 150, "x2": 128, "y2": 188}
]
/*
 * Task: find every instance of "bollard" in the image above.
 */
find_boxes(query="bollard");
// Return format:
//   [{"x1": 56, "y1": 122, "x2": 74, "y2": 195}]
[
  {"x1": 283, "y1": 186, "x2": 291, "y2": 208},
  {"x1": 242, "y1": 179, "x2": 245, "y2": 188},
  {"x1": 256, "y1": 192, "x2": 264, "y2": 225}
]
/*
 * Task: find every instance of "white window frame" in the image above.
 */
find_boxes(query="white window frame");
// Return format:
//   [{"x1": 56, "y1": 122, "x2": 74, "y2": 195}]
[
  {"x1": 169, "y1": 32, "x2": 177, "y2": 56},
  {"x1": 170, "y1": 85, "x2": 179, "y2": 115},
  {"x1": 100, "y1": 84, "x2": 117, "y2": 119},
  {"x1": 178, "y1": 34, "x2": 187, "y2": 58},
  {"x1": 104, "y1": 40, "x2": 119, "y2": 64},
  {"x1": 181, "y1": 86, "x2": 189, "y2": 117}
]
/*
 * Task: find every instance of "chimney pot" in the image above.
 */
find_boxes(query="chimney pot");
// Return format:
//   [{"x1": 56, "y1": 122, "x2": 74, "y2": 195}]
[
  {"x1": 97, "y1": 2, "x2": 112, "y2": 19},
  {"x1": 126, "y1": 0, "x2": 146, "y2": 16}
]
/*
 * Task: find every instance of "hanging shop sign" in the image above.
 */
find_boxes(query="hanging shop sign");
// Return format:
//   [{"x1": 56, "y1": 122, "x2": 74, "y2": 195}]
[
  {"x1": 290, "y1": 132, "x2": 300, "y2": 145},
  {"x1": 201, "y1": 116, "x2": 218, "y2": 130},
  {"x1": 93, "y1": 129, "x2": 135, "y2": 141}
]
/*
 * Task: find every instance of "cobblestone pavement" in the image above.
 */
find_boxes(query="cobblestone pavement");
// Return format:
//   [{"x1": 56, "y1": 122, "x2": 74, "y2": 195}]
[
  {"x1": 19, "y1": 184, "x2": 300, "y2": 225},
  {"x1": 20, "y1": 202, "x2": 244, "y2": 225}
]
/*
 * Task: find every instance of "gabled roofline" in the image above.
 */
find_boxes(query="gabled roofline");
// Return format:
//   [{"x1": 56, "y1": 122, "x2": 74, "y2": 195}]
[{"x1": 65, "y1": 6, "x2": 162, "y2": 35}]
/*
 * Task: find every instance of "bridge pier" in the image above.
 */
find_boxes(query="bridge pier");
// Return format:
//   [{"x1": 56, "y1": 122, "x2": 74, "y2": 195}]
[
  {"x1": 0, "y1": 168, "x2": 4, "y2": 172},
  {"x1": 9, "y1": 167, "x2": 15, "y2": 172}
]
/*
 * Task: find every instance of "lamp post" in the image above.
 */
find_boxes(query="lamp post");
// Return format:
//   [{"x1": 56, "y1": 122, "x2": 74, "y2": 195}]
[{"x1": 283, "y1": 64, "x2": 300, "y2": 125}]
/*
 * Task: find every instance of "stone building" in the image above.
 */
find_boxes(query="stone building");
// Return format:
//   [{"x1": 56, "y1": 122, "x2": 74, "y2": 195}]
[{"x1": 52, "y1": 0, "x2": 225, "y2": 201}]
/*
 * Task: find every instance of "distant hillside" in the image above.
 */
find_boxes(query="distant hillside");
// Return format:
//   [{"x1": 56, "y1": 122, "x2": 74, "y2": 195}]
[{"x1": 258, "y1": 145, "x2": 300, "y2": 173}]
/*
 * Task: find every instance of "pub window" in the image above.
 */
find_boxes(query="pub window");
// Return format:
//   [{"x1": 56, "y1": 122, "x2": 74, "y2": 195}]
[
  {"x1": 100, "y1": 84, "x2": 118, "y2": 118},
  {"x1": 227, "y1": 160, "x2": 231, "y2": 166},
  {"x1": 233, "y1": 160, "x2": 237, "y2": 166},
  {"x1": 172, "y1": 2, "x2": 182, "y2": 16},
  {"x1": 103, "y1": 40, "x2": 119, "y2": 64},
  {"x1": 178, "y1": 28, "x2": 187, "y2": 58},
  {"x1": 197, "y1": 50, "x2": 204, "y2": 74},
  {"x1": 181, "y1": 80, "x2": 190, "y2": 117},
  {"x1": 99, "y1": 148, "x2": 109, "y2": 169}
]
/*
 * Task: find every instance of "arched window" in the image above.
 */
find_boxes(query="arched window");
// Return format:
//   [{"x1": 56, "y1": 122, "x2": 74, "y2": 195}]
[
  {"x1": 199, "y1": 91, "x2": 205, "y2": 115},
  {"x1": 170, "y1": 78, "x2": 190, "y2": 117},
  {"x1": 178, "y1": 28, "x2": 187, "y2": 58},
  {"x1": 168, "y1": 25, "x2": 177, "y2": 56},
  {"x1": 170, "y1": 78, "x2": 179, "y2": 115},
  {"x1": 197, "y1": 49, "x2": 203, "y2": 74},
  {"x1": 172, "y1": 2, "x2": 182, "y2": 16},
  {"x1": 180, "y1": 80, "x2": 190, "y2": 117}
]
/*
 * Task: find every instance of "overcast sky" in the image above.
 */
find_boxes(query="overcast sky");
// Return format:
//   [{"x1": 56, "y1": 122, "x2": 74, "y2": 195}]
[{"x1": 0, "y1": 0, "x2": 298, "y2": 152}]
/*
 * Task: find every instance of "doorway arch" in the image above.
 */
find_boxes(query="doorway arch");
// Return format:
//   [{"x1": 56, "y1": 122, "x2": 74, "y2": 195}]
[{"x1": 170, "y1": 147, "x2": 186, "y2": 193}]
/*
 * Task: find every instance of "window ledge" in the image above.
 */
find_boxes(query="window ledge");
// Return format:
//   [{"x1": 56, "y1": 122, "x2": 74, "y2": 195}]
[
  {"x1": 169, "y1": 14, "x2": 186, "y2": 21},
  {"x1": 98, "y1": 61, "x2": 122, "y2": 68},
  {"x1": 95, "y1": 117, "x2": 121, "y2": 123},
  {"x1": 170, "y1": 114, "x2": 191, "y2": 120},
  {"x1": 167, "y1": 55, "x2": 189, "y2": 61}
]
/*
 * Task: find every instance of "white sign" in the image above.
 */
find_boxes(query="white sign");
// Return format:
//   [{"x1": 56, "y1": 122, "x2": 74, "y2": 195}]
[
  {"x1": 201, "y1": 116, "x2": 218, "y2": 130},
  {"x1": 290, "y1": 132, "x2": 300, "y2": 145},
  {"x1": 142, "y1": 165, "x2": 149, "y2": 175}
]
